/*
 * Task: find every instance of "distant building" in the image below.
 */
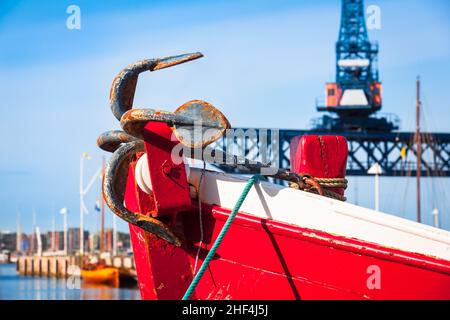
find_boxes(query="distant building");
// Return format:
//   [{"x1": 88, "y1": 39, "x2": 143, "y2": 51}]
[
  {"x1": 1, "y1": 228, "x2": 132, "y2": 255},
  {"x1": 91, "y1": 233, "x2": 100, "y2": 252},
  {"x1": 91, "y1": 229, "x2": 131, "y2": 254},
  {"x1": 21, "y1": 234, "x2": 30, "y2": 253},
  {"x1": 105, "y1": 229, "x2": 113, "y2": 253},
  {"x1": 46, "y1": 231, "x2": 55, "y2": 251},
  {"x1": 0, "y1": 231, "x2": 16, "y2": 252},
  {"x1": 88, "y1": 234, "x2": 94, "y2": 253},
  {"x1": 67, "y1": 228, "x2": 90, "y2": 254},
  {"x1": 117, "y1": 231, "x2": 131, "y2": 253},
  {"x1": 46, "y1": 230, "x2": 65, "y2": 251},
  {"x1": 55, "y1": 231, "x2": 64, "y2": 251},
  {"x1": 0, "y1": 231, "x2": 48, "y2": 255},
  {"x1": 27, "y1": 232, "x2": 49, "y2": 255}
]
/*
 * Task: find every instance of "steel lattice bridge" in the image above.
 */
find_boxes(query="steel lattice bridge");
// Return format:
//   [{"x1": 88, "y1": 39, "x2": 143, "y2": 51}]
[{"x1": 211, "y1": 128, "x2": 450, "y2": 177}]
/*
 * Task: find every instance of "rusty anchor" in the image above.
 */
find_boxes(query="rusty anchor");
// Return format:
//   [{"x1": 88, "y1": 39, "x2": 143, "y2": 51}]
[
  {"x1": 99, "y1": 52, "x2": 230, "y2": 246},
  {"x1": 98, "y1": 52, "x2": 346, "y2": 246}
]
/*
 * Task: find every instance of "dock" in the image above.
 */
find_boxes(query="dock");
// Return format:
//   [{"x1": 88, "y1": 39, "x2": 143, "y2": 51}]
[{"x1": 17, "y1": 255, "x2": 135, "y2": 278}]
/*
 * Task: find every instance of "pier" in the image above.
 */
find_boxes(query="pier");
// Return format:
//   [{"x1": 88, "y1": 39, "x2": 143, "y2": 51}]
[{"x1": 17, "y1": 255, "x2": 135, "y2": 278}]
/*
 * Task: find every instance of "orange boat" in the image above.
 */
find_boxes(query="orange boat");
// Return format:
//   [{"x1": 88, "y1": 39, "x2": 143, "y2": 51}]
[{"x1": 81, "y1": 267, "x2": 119, "y2": 287}]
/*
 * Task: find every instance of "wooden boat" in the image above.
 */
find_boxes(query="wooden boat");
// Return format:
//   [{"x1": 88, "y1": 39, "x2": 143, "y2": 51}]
[
  {"x1": 117, "y1": 267, "x2": 138, "y2": 287},
  {"x1": 97, "y1": 53, "x2": 450, "y2": 300},
  {"x1": 124, "y1": 166, "x2": 450, "y2": 300},
  {"x1": 115, "y1": 124, "x2": 450, "y2": 300},
  {"x1": 81, "y1": 265, "x2": 137, "y2": 287},
  {"x1": 81, "y1": 267, "x2": 119, "y2": 287}
]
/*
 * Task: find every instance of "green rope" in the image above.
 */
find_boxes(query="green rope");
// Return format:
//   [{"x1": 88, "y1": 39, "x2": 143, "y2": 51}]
[{"x1": 182, "y1": 174, "x2": 261, "y2": 300}]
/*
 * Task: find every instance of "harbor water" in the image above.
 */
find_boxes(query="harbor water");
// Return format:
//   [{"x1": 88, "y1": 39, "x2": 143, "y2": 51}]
[{"x1": 0, "y1": 264, "x2": 140, "y2": 300}]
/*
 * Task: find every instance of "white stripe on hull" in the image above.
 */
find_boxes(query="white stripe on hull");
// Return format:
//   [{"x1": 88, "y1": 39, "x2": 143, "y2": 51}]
[{"x1": 189, "y1": 168, "x2": 450, "y2": 262}]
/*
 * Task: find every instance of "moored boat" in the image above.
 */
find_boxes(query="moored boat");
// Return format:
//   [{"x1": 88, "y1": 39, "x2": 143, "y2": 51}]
[
  {"x1": 81, "y1": 267, "x2": 119, "y2": 287},
  {"x1": 125, "y1": 167, "x2": 450, "y2": 299},
  {"x1": 81, "y1": 265, "x2": 137, "y2": 287},
  {"x1": 97, "y1": 52, "x2": 450, "y2": 300}
]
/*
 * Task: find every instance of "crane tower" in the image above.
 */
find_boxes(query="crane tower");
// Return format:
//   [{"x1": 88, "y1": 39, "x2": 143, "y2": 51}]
[{"x1": 315, "y1": 0, "x2": 397, "y2": 131}]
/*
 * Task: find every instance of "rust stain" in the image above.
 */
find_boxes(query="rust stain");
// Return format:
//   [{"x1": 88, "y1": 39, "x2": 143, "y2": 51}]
[
  {"x1": 100, "y1": 139, "x2": 181, "y2": 246},
  {"x1": 97, "y1": 130, "x2": 139, "y2": 153},
  {"x1": 156, "y1": 282, "x2": 165, "y2": 291}
]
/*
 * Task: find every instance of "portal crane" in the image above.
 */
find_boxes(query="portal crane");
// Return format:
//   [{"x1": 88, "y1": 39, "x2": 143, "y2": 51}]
[
  {"x1": 315, "y1": 0, "x2": 397, "y2": 132},
  {"x1": 214, "y1": 0, "x2": 450, "y2": 178}
]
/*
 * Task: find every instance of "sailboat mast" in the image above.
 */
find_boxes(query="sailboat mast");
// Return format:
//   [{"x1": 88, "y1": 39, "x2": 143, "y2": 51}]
[
  {"x1": 113, "y1": 213, "x2": 117, "y2": 256},
  {"x1": 31, "y1": 209, "x2": 36, "y2": 254},
  {"x1": 51, "y1": 203, "x2": 56, "y2": 252},
  {"x1": 100, "y1": 156, "x2": 105, "y2": 253},
  {"x1": 16, "y1": 211, "x2": 21, "y2": 254},
  {"x1": 416, "y1": 76, "x2": 421, "y2": 223}
]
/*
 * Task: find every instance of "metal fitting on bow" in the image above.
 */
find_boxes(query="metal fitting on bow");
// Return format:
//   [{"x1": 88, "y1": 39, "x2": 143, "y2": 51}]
[
  {"x1": 99, "y1": 52, "x2": 207, "y2": 245},
  {"x1": 97, "y1": 130, "x2": 139, "y2": 153},
  {"x1": 101, "y1": 139, "x2": 181, "y2": 246},
  {"x1": 109, "y1": 52, "x2": 203, "y2": 121}
]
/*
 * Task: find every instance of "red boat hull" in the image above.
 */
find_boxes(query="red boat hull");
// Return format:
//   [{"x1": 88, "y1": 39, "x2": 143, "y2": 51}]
[{"x1": 125, "y1": 172, "x2": 450, "y2": 299}]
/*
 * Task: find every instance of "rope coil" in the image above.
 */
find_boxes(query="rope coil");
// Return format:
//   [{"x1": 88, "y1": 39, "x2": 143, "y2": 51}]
[{"x1": 289, "y1": 176, "x2": 347, "y2": 201}]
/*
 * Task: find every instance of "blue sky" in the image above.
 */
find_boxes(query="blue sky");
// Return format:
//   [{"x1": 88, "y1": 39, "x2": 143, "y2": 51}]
[{"x1": 1, "y1": 0, "x2": 450, "y2": 233}]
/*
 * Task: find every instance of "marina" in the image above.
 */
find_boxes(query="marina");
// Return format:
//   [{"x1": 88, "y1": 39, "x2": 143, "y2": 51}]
[
  {"x1": 0, "y1": 264, "x2": 139, "y2": 300},
  {"x1": 16, "y1": 255, "x2": 135, "y2": 279}
]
